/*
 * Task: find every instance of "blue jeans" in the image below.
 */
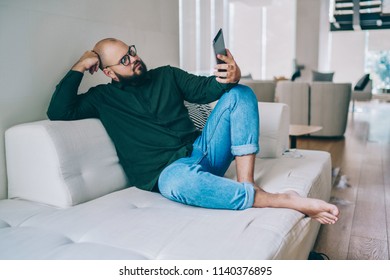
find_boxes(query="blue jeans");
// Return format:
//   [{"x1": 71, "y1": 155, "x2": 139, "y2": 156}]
[{"x1": 158, "y1": 85, "x2": 259, "y2": 210}]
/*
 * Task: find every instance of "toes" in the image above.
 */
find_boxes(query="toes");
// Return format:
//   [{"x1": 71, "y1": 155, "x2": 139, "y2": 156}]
[
  {"x1": 315, "y1": 216, "x2": 333, "y2": 224},
  {"x1": 316, "y1": 216, "x2": 335, "y2": 225},
  {"x1": 331, "y1": 206, "x2": 340, "y2": 217},
  {"x1": 313, "y1": 211, "x2": 339, "y2": 224}
]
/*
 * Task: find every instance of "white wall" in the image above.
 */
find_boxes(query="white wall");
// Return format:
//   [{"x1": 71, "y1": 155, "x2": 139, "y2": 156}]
[
  {"x1": 330, "y1": 28, "x2": 390, "y2": 87},
  {"x1": 330, "y1": 31, "x2": 366, "y2": 83},
  {"x1": 0, "y1": 0, "x2": 180, "y2": 199}
]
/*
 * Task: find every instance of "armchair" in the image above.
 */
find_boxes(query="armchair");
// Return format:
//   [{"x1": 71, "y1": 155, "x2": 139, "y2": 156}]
[
  {"x1": 275, "y1": 81, "x2": 310, "y2": 125},
  {"x1": 310, "y1": 82, "x2": 352, "y2": 137},
  {"x1": 351, "y1": 74, "x2": 372, "y2": 112},
  {"x1": 275, "y1": 81, "x2": 352, "y2": 137},
  {"x1": 240, "y1": 79, "x2": 276, "y2": 103}
]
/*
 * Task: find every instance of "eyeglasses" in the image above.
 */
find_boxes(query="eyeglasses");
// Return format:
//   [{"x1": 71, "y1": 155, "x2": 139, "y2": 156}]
[{"x1": 104, "y1": 45, "x2": 137, "y2": 69}]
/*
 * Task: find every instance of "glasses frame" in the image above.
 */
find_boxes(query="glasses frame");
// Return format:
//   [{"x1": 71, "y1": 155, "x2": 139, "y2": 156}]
[{"x1": 104, "y1": 45, "x2": 137, "y2": 69}]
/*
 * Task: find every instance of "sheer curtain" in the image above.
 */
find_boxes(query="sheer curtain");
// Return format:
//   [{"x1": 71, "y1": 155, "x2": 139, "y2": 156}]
[
  {"x1": 179, "y1": 0, "x2": 228, "y2": 75},
  {"x1": 179, "y1": 0, "x2": 296, "y2": 80}
]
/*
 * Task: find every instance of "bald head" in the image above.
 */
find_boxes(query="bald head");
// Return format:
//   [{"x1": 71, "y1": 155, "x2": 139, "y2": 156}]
[
  {"x1": 93, "y1": 38, "x2": 128, "y2": 70},
  {"x1": 93, "y1": 38, "x2": 147, "y2": 85}
]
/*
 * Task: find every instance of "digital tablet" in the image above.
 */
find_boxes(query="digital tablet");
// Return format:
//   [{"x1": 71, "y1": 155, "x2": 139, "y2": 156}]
[{"x1": 212, "y1": 28, "x2": 227, "y2": 64}]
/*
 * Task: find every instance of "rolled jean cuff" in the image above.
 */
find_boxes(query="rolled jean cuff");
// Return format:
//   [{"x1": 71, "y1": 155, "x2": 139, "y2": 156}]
[
  {"x1": 231, "y1": 144, "x2": 259, "y2": 157},
  {"x1": 239, "y1": 182, "x2": 256, "y2": 210}
]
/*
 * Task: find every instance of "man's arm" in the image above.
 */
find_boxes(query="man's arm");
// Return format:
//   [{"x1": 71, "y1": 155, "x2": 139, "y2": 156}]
[
  {"x1": 172, "y1": 49, "x2": 241, "y2": 104},
  {"x1": 47, "y1": 51, "x2": 100, "y2": 120},
  {"x1": 71, "y1": 50, "x2": 100, "y2": 74}
]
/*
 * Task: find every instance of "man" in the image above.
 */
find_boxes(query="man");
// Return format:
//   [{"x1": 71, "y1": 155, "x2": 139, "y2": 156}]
[{"x1": 48, "y1": 38, "x2": 339, "y2": 224}]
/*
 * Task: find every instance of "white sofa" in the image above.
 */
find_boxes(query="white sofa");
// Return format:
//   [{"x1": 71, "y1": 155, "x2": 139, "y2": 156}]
[{"x1": 0, "y1": 102, "x2": 332, "y2": 260}]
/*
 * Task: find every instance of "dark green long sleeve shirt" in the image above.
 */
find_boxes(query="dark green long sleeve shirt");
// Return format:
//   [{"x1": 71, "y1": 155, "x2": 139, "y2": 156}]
[{"x1": 47, "y1": 65, "x2": 236, "y2": 191}]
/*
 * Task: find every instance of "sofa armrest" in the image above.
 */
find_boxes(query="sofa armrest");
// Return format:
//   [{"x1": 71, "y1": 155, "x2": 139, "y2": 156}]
[
  {"x1": 257, "y1": 102, "x2": 289, "y2": 158},
  {"x1": 5, "y1": 119, "x2": 128, "y2": 208}
]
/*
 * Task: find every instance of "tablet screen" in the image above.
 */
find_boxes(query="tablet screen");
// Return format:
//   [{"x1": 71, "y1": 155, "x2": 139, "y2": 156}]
[{"x1": 213, "y1": 28, "x2": 227, "y2": 64}]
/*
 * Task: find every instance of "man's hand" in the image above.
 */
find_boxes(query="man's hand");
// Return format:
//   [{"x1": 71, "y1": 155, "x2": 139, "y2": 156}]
[
  {"x1": 214, "y1": 49, "x2": 241, "y2": 84},
  {"x1": 71, "y1": 50, "x2": 100, "y2": 75}
]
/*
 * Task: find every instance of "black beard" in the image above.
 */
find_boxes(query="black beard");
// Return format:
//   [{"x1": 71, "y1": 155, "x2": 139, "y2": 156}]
[{"x1": 116, "y1": 60, "x2": 148, "y2": 86}]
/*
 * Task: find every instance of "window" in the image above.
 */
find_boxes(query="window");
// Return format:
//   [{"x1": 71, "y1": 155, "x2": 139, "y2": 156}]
[
  {"x1": 179, "y1": 0, "x2": 296, "y2": 80},
  {"x1": 366, "y1": 50, "x2": 390, "y2": 92}
]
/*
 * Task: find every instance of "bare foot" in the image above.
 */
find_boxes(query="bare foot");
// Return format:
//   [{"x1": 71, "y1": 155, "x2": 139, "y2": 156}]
[
  {"x1": 285, "y1": 191, "x2": 339, "y2": 224},
  {"x1": 253, "y1": 189, "x2": 339, "y2": 225}
]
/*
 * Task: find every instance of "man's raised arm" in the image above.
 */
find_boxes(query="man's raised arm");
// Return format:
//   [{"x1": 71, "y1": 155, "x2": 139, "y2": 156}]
[
  {"x1": 71, "y1": 50, "x2": 100, "y2": 74},
  {"x1": 213, "y1": 49, "x2": 241, "y2": 84},
  {"x1": 47, "y1": 51, "x2": 100, "y2": 121}
]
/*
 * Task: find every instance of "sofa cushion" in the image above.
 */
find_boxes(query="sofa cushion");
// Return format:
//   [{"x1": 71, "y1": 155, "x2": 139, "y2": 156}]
[
  {"x1": 184, "y1": 102, "x2": 212, "y2": 130},
  {"x1": 5, "y1": 119, "x2": 128, "y2": 208},
  {"x1": 312, "y1": 70, "x2": 334, "y2": 82}
]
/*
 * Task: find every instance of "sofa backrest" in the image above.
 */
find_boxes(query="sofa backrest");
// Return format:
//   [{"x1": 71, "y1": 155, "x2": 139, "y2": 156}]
[{"x1": 5, "y1": 102, "x2": 289, "y2": 208}]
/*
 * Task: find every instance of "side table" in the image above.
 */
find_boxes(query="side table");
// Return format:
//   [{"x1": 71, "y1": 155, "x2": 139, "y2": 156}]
[{"x1": 289, "y1": 125, "x2": 323, "y2": 149}]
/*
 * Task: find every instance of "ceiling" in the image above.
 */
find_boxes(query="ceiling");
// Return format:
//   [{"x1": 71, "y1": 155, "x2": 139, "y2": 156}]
[{"x1": 330, "y1": 0, "x2": 390, "y2": 31}]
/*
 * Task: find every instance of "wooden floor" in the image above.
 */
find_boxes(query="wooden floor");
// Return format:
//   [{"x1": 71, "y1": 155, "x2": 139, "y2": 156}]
[{"x1": 296, "y1": 99, "x2": 390, "y2": 260}]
